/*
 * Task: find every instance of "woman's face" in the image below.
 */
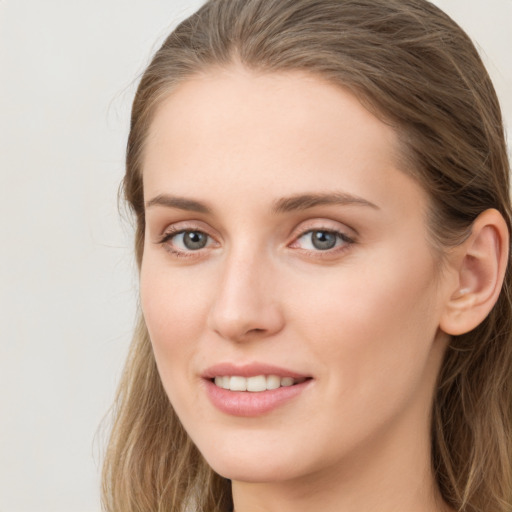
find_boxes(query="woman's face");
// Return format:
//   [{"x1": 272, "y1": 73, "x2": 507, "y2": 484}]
[{"x1": 140, "y1": 67, "x2": 453, "y2": 484}]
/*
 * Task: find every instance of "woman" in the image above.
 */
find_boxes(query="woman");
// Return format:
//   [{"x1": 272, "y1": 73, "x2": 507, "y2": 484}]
[{"x1": 102, "y1": 1, "x2": 512, "y2": 511}]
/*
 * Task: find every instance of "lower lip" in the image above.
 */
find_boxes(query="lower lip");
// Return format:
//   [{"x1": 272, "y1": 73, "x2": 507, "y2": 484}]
[{"x1": 203, "y1": 379, "x2": 312, "y2": 417}]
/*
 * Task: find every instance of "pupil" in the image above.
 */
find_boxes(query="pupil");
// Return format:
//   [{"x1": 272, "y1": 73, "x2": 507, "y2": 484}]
[
  {"x1": 312, "y1": 231, "x2": 336, "y2": 250},
  {"x1": 184, "y1": 232, "x2": 207, "y2": 250}
]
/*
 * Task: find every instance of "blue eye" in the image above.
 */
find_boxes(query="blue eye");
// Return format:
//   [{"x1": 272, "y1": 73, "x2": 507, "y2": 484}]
[
  {"x1": 296, "y1": 230, "x2": 351, "y2": 251},
  {"x1": 162, "y1": 230, "x2": 212, "y2": 251},
  {"x1": 179, "y1": 231, "x2": 209, "y2": 250}
]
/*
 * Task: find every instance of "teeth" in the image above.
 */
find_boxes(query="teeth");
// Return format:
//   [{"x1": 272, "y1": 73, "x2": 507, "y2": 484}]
[
  {"x1": 247, "y1": 375, "x2": 266, "y2": 392},
  {"x1": 230, "y1": 376, "x2": 247, "y2": 391},
  {"x1": 214, "y1": 376, "x2": 231, "y2": 389},
  {"x1": 266, "y1": 375, "x2": 281, "y2": 390},
  {"x1": 280, "y1": 377, "x2": 294, "y2": 387},
  {"x1": 213, "y1": 374, "x2": 304, "y2": 392}
]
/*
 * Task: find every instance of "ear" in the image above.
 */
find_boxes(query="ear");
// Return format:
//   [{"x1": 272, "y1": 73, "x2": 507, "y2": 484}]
[{"x1": 440, "y1": 208, "x2": 509, "y2": 336}]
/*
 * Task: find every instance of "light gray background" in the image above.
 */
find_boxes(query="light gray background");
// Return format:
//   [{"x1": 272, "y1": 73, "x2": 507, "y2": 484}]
[{"x1": 0, "y1": 1, "x2": 510, "y2": 511}]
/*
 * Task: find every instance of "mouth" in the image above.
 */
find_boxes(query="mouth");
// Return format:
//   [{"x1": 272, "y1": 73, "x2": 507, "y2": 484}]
[
  {"x1": 202, "y1": 363, "x2": 313, "y2": 416},
  {"x1": 211, "y1": 375, "x2": 309, "y2": 392}
]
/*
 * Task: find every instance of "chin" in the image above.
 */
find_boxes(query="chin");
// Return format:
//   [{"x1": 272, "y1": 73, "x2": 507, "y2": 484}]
[
  {"x1": 209, "y1": 460, "x2": 299, "y2": 484},
  {"x1": 198, "y1": 441, "x2": 306, "y2": 483}
]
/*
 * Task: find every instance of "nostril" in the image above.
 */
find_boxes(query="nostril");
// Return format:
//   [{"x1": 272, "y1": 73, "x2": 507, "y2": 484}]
[{"x1": 207, "y1": 293, "x2": 285, "y2": 342}]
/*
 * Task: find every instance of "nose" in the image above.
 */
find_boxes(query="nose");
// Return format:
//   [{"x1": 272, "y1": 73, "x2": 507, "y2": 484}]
[{"x1": 207, "y1": 248, "x2": 285, "y2": 343}]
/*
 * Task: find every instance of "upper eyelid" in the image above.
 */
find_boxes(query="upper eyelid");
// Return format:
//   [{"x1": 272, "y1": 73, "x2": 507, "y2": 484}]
[
  {"x1": 289, "y1": 219, "x2": 357, "y2": 240},
  {"x1": 291, "y1": 228, "x2": 355, "y2": 247},
  {"x1": 157, "y1": 221, "x2": 217, "y2": 239},
  {"x1": 158, "y1": 227, "x2": 216, "y2": 245},
  {"x1": 297, "y1": 228, "x2": 353, "y2": 239}
]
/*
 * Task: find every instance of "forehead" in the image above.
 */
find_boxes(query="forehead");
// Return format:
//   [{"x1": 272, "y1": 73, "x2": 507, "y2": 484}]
[
  {"x1": 142, "y1": 67, "x2": 425, "y2": 220},
  {"x1": 144, "y1": 67, "x2": 400, "y2": 161}
]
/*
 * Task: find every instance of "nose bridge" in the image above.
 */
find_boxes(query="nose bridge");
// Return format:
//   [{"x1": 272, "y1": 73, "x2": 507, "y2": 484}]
[{"x1": 207, "y1": 241, "x2": 283, "y2": 341}]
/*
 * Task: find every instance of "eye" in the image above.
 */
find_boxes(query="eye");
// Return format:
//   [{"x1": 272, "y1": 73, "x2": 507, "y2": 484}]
[
  {"x1": 293, "y1": 229, "x2": 352, "y2": 251},
  {"x1": 158, "y1": 229, "x2": 215, "y2": 255},
  {"x1": 175, "y1": 231, "x2": 210, "y2": 250}
]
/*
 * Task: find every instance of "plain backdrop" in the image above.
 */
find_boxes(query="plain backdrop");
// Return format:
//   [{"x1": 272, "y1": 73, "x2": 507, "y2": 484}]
[{"x1": 0, "y1": 1, "x2": 510, "y2": 511}]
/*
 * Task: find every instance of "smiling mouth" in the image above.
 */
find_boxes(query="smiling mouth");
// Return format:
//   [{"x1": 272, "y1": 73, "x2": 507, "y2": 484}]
[{"x1": 212, "y1": 375, "x2": 309, "y2": 392}]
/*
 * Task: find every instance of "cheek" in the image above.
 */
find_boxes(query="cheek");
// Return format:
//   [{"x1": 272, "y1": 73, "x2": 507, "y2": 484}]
[
  {"x1": 285, "y1": 247, "x2": 442, "y2": 403},
  {"x1": 139, "y1": 265, "x2": 213, "y2": 426},
  {"x1": 291, "y1": 250, "x2": 436, "y2": 332},
  {"x1": 139, "y1": 257, "x2": 211, "y2": 382}
]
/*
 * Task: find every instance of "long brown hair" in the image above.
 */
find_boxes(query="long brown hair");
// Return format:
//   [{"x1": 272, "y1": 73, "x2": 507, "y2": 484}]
[{"x1": 102, "y1": 1, "x2": 512, "y2": 511}]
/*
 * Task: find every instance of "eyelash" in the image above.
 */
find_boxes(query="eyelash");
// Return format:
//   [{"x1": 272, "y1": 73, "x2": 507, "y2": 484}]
[
  {"x1": 156, "y1": 227, "x2": 216, "y2": 258},
  {"x1": 156, "y1": 226, "x2": 355, "y2": 259},
  {"x1": 291, "y1": 229, "x2": 355, "y2": 255}
]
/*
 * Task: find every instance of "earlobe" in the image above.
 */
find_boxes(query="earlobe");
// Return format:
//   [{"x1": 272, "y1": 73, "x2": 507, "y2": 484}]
[{"x1": 440, "y1": 209, "x2": 509, "y2": 336}]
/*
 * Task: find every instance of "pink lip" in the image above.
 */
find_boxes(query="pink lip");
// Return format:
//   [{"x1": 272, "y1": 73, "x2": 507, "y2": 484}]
[
  {"x1": 202, "y1": 362, "x2": 309, "y2": 379},
  {"x1": 201, "y1": 362, "x2": 313, "y2": 417}
]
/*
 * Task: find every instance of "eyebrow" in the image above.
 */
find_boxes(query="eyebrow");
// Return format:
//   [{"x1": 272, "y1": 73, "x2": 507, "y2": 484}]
[
  {"x1": 145, "y1": 191, "x2": 379, "y2": 214},
  {"x1": 145, "y1": 194, "x2": 212, "y2": 213},
  {"x1": 271, "y1": 192, "x2": 379, "y2": 213}
]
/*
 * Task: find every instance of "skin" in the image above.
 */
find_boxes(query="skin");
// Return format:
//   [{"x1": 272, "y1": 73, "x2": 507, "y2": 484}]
[{"x1": 140, "y1": 66, "x2": 457, "y2": 512}]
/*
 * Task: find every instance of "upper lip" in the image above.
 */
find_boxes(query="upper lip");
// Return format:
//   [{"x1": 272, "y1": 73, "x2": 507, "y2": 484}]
[{"x1": 202, "y1": 362, "x2": 310, "y2": 379}]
